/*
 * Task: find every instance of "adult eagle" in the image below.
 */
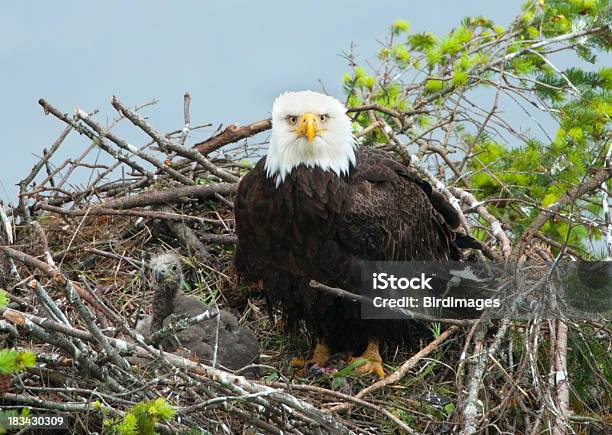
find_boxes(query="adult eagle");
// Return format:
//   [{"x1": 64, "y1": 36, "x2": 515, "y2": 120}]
[{"x1": 234, "y1": 90, "x2": 470, "y2": 377}]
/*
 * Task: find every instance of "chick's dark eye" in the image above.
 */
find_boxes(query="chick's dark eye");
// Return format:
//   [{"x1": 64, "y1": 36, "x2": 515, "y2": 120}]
[
  {"x1": 172, "y1": 265, "x2": 177, "y2": 271},
  {"x1": 287, "y1": 116, "x2": 297, "y2": 125}
]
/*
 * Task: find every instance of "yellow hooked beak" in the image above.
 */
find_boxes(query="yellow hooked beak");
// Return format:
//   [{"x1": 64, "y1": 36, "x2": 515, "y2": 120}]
[{"x1": 296, "y1": 112, "x2": 319, "y2": 144}]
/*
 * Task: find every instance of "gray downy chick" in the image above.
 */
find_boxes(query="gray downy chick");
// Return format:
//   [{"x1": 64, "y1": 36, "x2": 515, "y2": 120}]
[{"x1": 136, "y1": 252, "x2": 260, "y2": 373}]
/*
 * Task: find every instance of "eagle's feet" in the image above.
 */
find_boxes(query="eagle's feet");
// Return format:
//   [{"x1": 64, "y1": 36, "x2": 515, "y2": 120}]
[
  {"x1": 349, "y1": 340, "x2": 385, "y2": 378},
  {"x1": 349, "y1": 357, "x2": 385, "y2": 378},
  {"x1": 290, "y1": 357, "x2": 309, "y2": 368},
  {"x1": 290, "y1": 342, "x2": 331, "y2": 374}
]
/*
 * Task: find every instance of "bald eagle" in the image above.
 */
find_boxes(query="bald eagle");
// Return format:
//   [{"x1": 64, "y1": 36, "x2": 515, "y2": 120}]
[{"x1": 234, "y1": 90, "x2": 473, "y2": 377}]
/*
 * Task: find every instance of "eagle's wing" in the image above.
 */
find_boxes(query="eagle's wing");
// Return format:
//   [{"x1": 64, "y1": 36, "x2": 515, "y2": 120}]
[
  {"x1": 233, "y1": 157, "x2": 276, "y2": 283},
  {"x1": 337, "y1": 149, "x2": 460, "y2": 262}
]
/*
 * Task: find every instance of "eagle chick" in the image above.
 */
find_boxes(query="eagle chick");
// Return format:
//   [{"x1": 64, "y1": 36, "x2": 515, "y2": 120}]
[{"x1": 136, "y1": 252, "x2": 259, "y2": 373}]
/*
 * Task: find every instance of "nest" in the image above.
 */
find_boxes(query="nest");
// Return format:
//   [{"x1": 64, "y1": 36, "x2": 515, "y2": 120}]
[{"x1": 0, "y1": 95, "x2": 609, "y2": 434}]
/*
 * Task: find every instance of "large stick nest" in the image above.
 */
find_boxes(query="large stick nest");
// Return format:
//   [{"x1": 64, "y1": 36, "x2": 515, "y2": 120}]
[{"x1": 0, "y1": 95, "x2": 609, "y2": 434}]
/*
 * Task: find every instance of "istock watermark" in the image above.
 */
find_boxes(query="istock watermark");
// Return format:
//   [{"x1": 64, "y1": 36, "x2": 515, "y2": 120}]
[
  {"x1": 372, "y1": 272, "x2": 434, "y2": 290},
  {"x1": 360, "y1": 261, "x2": 611, "y2": 321}
]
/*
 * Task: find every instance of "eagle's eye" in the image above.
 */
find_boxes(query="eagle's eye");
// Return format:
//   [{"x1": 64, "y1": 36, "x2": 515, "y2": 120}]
[
  {"x1": 320, "y1": 114, "x2": 328, "y2": 122},
  {"x1": 287, "y1": 115, "x2": 298, "y2": 125},
  {"x1": 172, "y1": 265, "x2": 177, "y2": 271}
]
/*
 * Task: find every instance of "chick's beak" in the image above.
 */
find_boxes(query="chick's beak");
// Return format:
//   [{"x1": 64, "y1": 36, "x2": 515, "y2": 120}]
[
  {"x1": 297, "y1": 112, "x2": 318, "y2": 144},
  {"x1": 154, "y1": 270, "x2": 164, "y2": 282}
]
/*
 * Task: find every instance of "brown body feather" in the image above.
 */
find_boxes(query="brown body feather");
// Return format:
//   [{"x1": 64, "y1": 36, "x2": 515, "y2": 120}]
[{"x1": 234, "y1": 148, "x2": 463, "y2": 352}]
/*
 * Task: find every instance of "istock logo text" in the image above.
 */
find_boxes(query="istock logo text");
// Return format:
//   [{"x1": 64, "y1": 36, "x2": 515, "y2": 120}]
[{"x1": 372, "y1": 273, "x2": 434, "y2": 290}]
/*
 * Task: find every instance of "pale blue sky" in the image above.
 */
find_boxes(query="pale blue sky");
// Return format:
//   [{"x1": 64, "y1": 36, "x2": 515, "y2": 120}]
[{"x1": 0, "y1": 1, "x2": 524, "y2": 203}]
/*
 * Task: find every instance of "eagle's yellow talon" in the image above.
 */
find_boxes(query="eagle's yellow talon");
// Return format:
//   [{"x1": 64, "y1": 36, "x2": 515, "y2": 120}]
[
  {"x1": 310, "y1": 342, "x2": 331, "y2": 366},
  {"x1": 349, "y1": 340, "x2": 385, "y2": 378},
  {"x1": 290, "y1": 357, "x2": 308, "y2": 368},
  {"x1": 291, "y1": 342, "x2": 331, "y2": 369},
  {"x1": 350, "y1": 358, "x2": 385, "y2": 378}
]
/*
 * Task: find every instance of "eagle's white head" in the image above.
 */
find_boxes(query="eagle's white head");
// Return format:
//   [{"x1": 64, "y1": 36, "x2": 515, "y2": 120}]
[{"x1": 265, "y1": 90, "x2": 356, "y2": 186}]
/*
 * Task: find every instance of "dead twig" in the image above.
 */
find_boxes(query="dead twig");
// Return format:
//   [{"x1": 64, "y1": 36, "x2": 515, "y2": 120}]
[{"x1": 329, "y1": 325, "x2": 460, "y2": 413}]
